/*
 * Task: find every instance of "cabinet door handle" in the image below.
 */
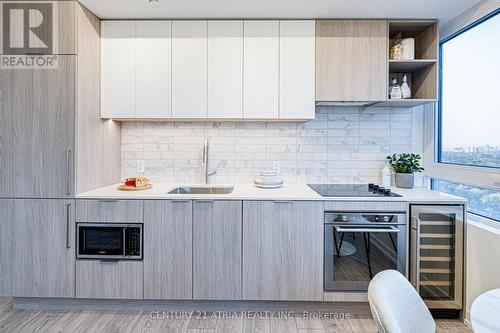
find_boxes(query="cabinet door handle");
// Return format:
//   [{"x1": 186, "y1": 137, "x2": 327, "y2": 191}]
[
  {"x1": 66, "y1": 203, "x2": 71, "y2": 249},
  {"x1": 99, "y1": 259, "x2": 119, "y2": 264},
  {"x1": 171, "y1": 200, "x2": 190, "y2": 203},
  {"x1": 274, "y1": 200, "x2": 293, "y2": 204},
  {"x1": 195, "y1": 200, "x2": 214, "y2": 204},
  {"x1": 66, "y1": 149, "x2": 72, "y2": 195}
]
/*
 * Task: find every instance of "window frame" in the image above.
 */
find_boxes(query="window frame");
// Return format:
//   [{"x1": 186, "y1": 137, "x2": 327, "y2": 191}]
[
  {"x1": 423, "y1": 9, "x2": 500, "y2": 193},
  {"x1": 437, "y1": 8, "x2": 500, "y2": 170},
  {"x1": 431, "y1": 179, "x2": 500, "y2": 222}
]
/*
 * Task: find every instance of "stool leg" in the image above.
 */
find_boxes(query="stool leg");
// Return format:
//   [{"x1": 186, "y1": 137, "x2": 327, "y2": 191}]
[
  {"x1": 388, "y1": 233, "x2": 397, "y2": 252},
  {"x1": 363, "y1": 232, "x2": 373, "y2": 279},
  {"x1": 333, "y1": 229, "x2": 345, "y2": 257},
  {"x1": 333, "y1": 229, "x2": 340, "y2": 257}
]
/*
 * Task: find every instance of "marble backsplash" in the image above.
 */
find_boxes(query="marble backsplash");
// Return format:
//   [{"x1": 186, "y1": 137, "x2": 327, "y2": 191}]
[{"x1": 121, "y1": 106, "x2": 420, "y2": 184}]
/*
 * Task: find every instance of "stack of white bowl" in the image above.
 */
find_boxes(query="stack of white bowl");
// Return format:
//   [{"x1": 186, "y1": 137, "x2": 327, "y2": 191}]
[{"x1": 253, "y1": 170, "x2": 284, "y2": 189}]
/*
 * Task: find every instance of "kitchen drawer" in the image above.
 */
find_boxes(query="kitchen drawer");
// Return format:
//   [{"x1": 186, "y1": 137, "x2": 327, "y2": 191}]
[
  {"x1": 324, "y1": 201, "x2": 407, "y2": 212},
  {"x1": 76, "y1": 260, "x2": 143, "y2": 299},
  {"x1": 76, "y1": 200, "x2": 143, "y2": 223}
]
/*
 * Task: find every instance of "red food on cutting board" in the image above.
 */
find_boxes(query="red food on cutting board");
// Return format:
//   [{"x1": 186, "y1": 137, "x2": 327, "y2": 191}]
[{"x1": 124, "y1": 179, "x2": 136, "y2": 187}]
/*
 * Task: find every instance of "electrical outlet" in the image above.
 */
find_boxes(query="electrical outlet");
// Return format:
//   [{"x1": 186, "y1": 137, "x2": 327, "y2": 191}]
[
  {"x1": 272, "y1": 161, "x2": 281, "y2": 174},
  {"x1": 136, "y1": 160, "x2": 145, "y2": 173}
]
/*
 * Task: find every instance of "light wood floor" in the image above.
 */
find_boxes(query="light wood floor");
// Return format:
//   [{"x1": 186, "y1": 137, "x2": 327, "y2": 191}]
[{"x1": 0, "y1": 298, "x2": 472, "y2": 333}]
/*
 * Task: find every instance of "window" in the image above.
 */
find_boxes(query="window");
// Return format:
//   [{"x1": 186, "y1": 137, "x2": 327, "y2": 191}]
[
  {"x1": 429, "y1": 9, "x2": 500, "y2": 223},
  {"x1": 433, "y1": 180, "x2": 500, "y2": 221},
  {"x1": 439, "y1": 10, "x2": 500, "y2": 169}
]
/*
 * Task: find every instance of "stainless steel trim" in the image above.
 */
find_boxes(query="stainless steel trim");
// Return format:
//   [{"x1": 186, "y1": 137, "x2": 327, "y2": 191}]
[
  {"x1": 324, "y1": 212, "x2": 407, "y2": 225},
  {"x1": 454, "y1": 208, "x2": 465, "y2": 310},
  {"x1": 324, "y1": 211, "x2": 408, "y2": 292},
  {"x1": 410, "y1": 217, "x2": 418, "y2": 288},
  {"x1": 66, "y1": 203, "x2": 71, "y2": 249},
  {"x1": 77, "y1": 254, "x2": 141, "y2": 260},
  {"x1": 202, "y1": 139, "x2": 217, "y2": 185},
  {"x1": 66, "y1": 149, "x2": 71, "y2": 195},
  {"x1": 77, "y1": 223, "x2": 139, "y2": 228},
  {"x1": 122, "y1": 228, "x2": 126, "y2": 257},
  {"x1": 415, "y1": 217, "x2": 421, "y2": 291},
  {"x1": 410, "y1": 205, "x2": 464, "y2": 310},
  {"x1": 203, "y1": 139, "x2": 208, "y2": 165},
  {"x1": 333, "y1": 225, "x2": 400, "y2": 233}
]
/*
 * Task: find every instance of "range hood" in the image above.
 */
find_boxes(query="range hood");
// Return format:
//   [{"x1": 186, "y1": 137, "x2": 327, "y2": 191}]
[{"x1": 315, "y1": 101, "x2": 376, "y2": 107}]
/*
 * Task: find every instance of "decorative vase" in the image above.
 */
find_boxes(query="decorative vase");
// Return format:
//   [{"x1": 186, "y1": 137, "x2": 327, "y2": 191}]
[{"x1": 395, "y1": 173, "x2": 414, "y2": 189}]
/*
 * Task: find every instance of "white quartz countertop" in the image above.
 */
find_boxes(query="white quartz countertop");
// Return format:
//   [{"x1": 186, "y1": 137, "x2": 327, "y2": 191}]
[{"x1": 76, "y1": 183, "x2": 466, "y2": 203}]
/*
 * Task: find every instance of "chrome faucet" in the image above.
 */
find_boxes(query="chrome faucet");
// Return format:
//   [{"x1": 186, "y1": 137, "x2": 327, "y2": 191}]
[{"x1": 203, "y1": 139, "x2": 216, "y2": 185}]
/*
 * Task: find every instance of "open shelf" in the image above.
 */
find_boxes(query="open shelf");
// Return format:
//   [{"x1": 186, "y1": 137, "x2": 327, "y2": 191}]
[
  {"x1": 386, "y1": 20, "x2": 439, "y2": 103},
  {"x1": 389, "y1": 20, "x2": 438, "y2": 60},
  {"x1": 389, "y1": 59, "x2": 437, "y2": 72}
]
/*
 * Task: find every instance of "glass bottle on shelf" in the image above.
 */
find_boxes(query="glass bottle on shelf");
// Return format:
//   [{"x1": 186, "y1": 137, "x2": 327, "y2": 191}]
[
  {"x1": 401, "y1": 74, "x2": 412, "y2": 99},
  {"x1": 390, "y1": 78, "x2": 402, "y2": 99}
]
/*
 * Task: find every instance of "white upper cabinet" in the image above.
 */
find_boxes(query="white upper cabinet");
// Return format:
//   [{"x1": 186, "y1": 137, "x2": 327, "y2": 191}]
[
  {"x1": 101, "y1": 21, "x2": 136, "y2": 118},
  {"x1": 172, "y1": 21, "x2": 208, "y2": 118},
  {"x1": 208, "y1": 21, "x2": 243, "y2": 119},
  {"x1": 136, "y1": 21, "x2": 172, "y2": 118},
  {"x1": 243, "y1": 20, "x2": 279, "y2": 119},
  {"x1": 101, "y1": 20, "x2": 316, "y2": 121},
  {"x1": 279, "y1": 21, "x2": 316, "y2": 120}
]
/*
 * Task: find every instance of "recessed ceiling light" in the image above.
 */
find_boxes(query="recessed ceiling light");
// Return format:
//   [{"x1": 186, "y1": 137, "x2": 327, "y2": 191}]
[{"x1": 148, "y1": 0, "x2": 162, "y2": 8}]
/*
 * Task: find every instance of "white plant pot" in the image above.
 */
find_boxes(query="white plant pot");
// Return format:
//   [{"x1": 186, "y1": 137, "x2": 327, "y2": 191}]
[{"x1": 395, "y1": 173, "x2": 414, "y2": 189}]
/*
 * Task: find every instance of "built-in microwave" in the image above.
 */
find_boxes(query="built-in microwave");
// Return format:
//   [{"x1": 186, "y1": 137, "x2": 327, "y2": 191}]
[{"x1": 77, "y1": 223, "x2": 143, "y2": 260}]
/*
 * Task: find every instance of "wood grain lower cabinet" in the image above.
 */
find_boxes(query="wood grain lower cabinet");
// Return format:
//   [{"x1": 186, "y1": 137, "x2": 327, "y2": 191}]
[
  {"x1": 76, "y1": 260, "x2": 143, "y2": 299},
  {"x1": 0, "y1": 199, "x2": 75, "y2": 297},
  {"x1": 76, "y1": 199, "x2": 143, "y2": 223},
  {"x1": 143, "y1": 200, "x2": 193, "y2": 299},
  {"x1": 242, "y1": 201, "x2": 324, "y2": 301},
  {"x1": 193, "y1": 201, "x2": 242, "y2": 300}
]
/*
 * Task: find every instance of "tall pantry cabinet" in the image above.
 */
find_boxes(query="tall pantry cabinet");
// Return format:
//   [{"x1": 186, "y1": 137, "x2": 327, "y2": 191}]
[{"x1": 0, "y1": 1, "x2": 120, "y2": 298}]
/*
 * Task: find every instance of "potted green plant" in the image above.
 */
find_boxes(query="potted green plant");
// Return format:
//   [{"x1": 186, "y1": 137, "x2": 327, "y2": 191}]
[{"x1": 386, "y1": 153, "x2": 424, "y2": 189}]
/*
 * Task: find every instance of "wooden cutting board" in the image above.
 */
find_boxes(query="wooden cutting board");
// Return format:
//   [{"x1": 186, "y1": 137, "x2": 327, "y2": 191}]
[{"x1": 117, "y1": 184, "x2": 153, "y2": 191}]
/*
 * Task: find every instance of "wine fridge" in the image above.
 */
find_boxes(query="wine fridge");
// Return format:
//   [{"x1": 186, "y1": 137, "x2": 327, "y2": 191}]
[{"x1": 410, "y1": 205, "x2": 464, "y2": 310}]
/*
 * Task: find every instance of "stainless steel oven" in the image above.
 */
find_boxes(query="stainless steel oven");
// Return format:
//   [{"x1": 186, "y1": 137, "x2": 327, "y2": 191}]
[
  {"x1": 324, "y1": 212, "x2": 407, "y2": 291},
  {"x1": 77, "y1": 223, "x2": 143, "y2": 260}
]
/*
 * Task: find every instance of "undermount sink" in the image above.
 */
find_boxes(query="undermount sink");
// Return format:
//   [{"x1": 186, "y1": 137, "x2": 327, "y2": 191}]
[{"x1": 168, "y1": 186, "x2": 234, "y2": 195}]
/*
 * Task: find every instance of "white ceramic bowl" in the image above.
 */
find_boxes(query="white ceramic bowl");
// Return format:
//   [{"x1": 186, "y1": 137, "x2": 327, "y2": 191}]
[{"x1": 260, "y1": 170, "x2": 276, "y2": 177}]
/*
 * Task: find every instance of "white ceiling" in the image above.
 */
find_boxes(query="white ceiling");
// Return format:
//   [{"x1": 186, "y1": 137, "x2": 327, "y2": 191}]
[{"x1": 78, "y1": 0, "x2": 481, "y2": 25}]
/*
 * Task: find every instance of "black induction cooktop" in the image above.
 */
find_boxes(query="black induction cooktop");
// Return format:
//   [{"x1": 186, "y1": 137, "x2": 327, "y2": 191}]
[{"x1": 307, "y1": 184, "x2": 402, "y2": 197}]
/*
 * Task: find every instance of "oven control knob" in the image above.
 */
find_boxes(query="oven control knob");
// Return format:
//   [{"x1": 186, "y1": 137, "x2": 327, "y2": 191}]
[
  {"x1": 383, "y1": 216, "x2": 390, "y2": 222},
  {"x1": 341, "y1": 215, "x2": 348, "y2": 222}
]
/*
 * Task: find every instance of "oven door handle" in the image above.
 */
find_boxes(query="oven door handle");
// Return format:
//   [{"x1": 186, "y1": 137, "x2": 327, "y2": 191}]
[{"x1": 333, "y1": 225, "x2": 401, "y2": 233}]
